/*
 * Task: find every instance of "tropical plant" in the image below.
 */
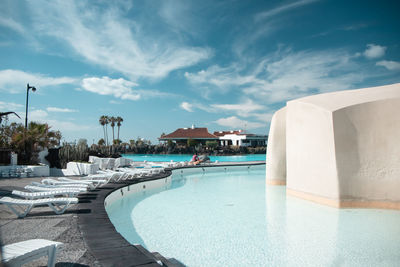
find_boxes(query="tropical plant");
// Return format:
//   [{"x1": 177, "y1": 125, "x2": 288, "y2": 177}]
[
  {"x1": 129, "y1": 139, "x2": 135, "y2": 147},
  {"x1": 104, "y1": 115, "x2": 110, "y2": 146},
  {"x1": 99, "y1": 115, "x2": 107, "y2": 145},
  {"x1": 113, "y1": 139, "x2": 121, "y2": 145},
  {"x1": 116, "y1": 116, "x2": 123, "y2": 141},
  {"x1": 1, "y1": 121, "x2": 61, "y2": 164},
  {"x1": 98, "y1": 138, "x2": 105, "y2": 146},
  {"x1": 167, "y1": 139, "x2": 174, "y2": 147},
  {"x1": 77, "y1": 138, "x2": 88, "y2": 146},
  {"x1": 53, "y1": 131, "x2": 62, "y2": 146},
  {"x1": 187, "y1": 138, "x2": 197, "y2": 147},
  {"x1": 0, "y1": 112, "x2": 20, "y2": 124},
  {"x1": 110, "y1": 116, "x2": 116, "y2": 144},
  {"x1": 206, "y1": 140, "x2": 218, "y2": 149}
]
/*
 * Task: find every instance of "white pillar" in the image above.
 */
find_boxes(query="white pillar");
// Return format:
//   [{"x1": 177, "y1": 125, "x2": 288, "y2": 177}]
[{"x1": 11, "y1": 152, "x2": 17, "y2": 165}]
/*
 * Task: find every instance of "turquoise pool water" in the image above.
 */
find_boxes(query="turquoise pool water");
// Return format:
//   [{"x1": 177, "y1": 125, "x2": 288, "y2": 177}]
[
  {"x1": 106, "y1": 166, "x2": 400, "y2": 266},
  {"x1": 122, "y1": 153, "x2": 265, "y2": 162}
]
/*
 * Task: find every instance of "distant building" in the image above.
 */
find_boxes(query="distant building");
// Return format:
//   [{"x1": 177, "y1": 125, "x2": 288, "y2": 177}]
[
  {"x1": 160, "y1": 126, "x2": 267, "y2": 147},
  {"x1": 159, "y1": 125, "x2": 218, "y2": 145},
  {"x1": 214, "y1": 130, "x2": 268, "y2": 147}
]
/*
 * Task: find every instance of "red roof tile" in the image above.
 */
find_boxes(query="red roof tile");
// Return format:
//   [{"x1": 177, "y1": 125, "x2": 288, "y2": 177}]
[{"x1": 160, "y1": 128, "x2": 218, "y2": 139}]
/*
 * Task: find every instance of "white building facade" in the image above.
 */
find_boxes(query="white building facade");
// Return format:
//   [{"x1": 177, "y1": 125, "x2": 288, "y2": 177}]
[{"x1": 214, "y1": 130, "x2": 268, "y2": 147}]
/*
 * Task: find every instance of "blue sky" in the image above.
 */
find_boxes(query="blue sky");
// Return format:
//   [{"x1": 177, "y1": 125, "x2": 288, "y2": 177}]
[{"x1": 1, "y1": 0, "x2": 399, "y2": 144}]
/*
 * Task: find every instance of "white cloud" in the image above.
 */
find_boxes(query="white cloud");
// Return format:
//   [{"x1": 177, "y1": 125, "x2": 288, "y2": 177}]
[
  {"x1": 29, "y1": 109, "x2": 49, "y2": 120},
  {"x1": 180, "y1": 102, "x2": 193, "y2": 112},
  {"x1": 376, "y1": 60, "x2": 400, "y2": 71},
  {"x1": 46, "y1": 107, "x2": 78, "y2": 113},
  {"x1": 252, "y1": 113, "x2": 274, "y2": 123},
  {"x1": 46, "y1": 120, "x2": 92, "y2": 132},
  {"x1": 135, "y1": 89, "x2": 177, "y2": 99},
  {"x1": 186, "y1": 48, "x2": 366, "y2": 104},
  {"x1": 214, "y1": 116, "x2": 265, "y2": 130},
  {"x1": 0, "y1": 101, "x2": 24, "y2": 111},
  {"x1": 82, "y1": 76, "x2": 175, "y2": 100},
  {"x1": 81, "y1": 76, "x2": 140, "y2": 101},
  {"x1": 109, "y1": 100, "x2": 121, "y2": 105},
  {"x1": 254, "y1": 0, "x2": 318, "y2": 22},
  {"x1": 0, "y1": 17, "x2": 25, "y2": 35},
  {"x1": 363, "y1": 44, "x2": 386, "y2": 59},
  {"x1": 0, "y1": 69, "x2": 77, "y2": 93},
  {"x1": 179, "y1": 101, "x2": 214, "y2": 113},
  {"x1": 211, "y1": 99, "x2": 265, "y2": 117},
  {"x1": 28, "y1": 0, "x2": 212, "y2": 81},
  {"x1": 185, "y1": 65, "x2": 258, "y2": 93},
  {"x1": 28, "y1": 109, "x2": 91, "y2": 132}
]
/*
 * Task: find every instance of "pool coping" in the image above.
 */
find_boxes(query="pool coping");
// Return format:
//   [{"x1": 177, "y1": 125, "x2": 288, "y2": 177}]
[{"x1": 77, "y1": 161, "x2": 265, "y2": 267}]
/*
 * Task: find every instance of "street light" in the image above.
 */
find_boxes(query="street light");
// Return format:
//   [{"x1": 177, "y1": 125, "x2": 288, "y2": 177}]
[{"x1": 25, "y1": 83, "x2": 36, "y2": 129}]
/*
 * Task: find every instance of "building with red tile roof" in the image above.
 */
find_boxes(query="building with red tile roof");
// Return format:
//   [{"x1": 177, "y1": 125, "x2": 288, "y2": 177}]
[
  {"x1": 159, "y1": 125, "x2": 218, "y2": 145},
  {"x1": 160, "y1": 126, "x2": 267, "y2": 147}
]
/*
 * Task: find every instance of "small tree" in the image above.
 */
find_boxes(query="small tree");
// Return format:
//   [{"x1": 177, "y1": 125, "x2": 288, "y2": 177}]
[
  {"x1": 77, "y1": 138, "x2": 88, "y2": 147},
  {"x1": 98, "y1": 138, "x2": 105, "y2": 146},
  {"x1": 206, "y1": 140, "x2": 218, "y2": 149},
  {"x1": 167, "y1": 139, "x2": 174, "y2": 147},
  {"x1": 187, "y1": 138, "x2": 197, "y2": 147}
]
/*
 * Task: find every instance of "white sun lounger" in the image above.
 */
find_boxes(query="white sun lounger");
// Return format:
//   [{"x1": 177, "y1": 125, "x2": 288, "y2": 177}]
[
  {"x1": 25, "y1": 185, "x2": 88, "y2": 193},
  {"x1": 30, "y1": 182, "x2": 89, "y2": 191},
  {"x1": 0, "y1": 196, "x2": 78, "y2": 218},
  {"x1": 95, "y1": 170, "x2": 125, "y2": 182},
  {"x1": 116, "y1": 168, "x2": 146, "y2": 179},
  {"x1": 1, "y1": 239, "x2": 63, "y2": 267},
  {"x1": 57, "y1": 177, "x2": 107, "y2": 188},
  {"x1": 12, "y1": 189, "x2": 81, "y2": 199},
  {"x1": 41, "y1": 178, "x2": 96, "y2": 190}
]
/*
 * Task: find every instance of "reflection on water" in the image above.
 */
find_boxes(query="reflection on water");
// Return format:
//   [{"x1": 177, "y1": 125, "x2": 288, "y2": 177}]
[
  {"x1": 107, "y1": 168, "x2": 400, "y2": 266},
  {"x1": 266, "y1": 185, "x2": 400, "y2": 266},
  {"x1": 106, "y1": 173, "x2": 187, "y2": 245}
]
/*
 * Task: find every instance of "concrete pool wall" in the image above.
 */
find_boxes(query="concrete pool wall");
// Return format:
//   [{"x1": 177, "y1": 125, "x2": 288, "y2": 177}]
[
  {"x1": 266, "y1": 83, "x2": 400, "y2": 210},
  {"x1": 105, "y1": 163, "x2": 266, "y2": 208}
]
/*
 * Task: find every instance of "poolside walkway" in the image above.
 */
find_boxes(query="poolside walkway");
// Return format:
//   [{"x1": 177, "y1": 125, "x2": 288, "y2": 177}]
[{"x1": 0, "y1": 176, "x2": 101, "y2": 267}]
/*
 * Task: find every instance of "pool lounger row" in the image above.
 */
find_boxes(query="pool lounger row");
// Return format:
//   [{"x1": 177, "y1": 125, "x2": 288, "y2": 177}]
[
  {"x1": 0, "y1": 163, "x2": 168, "y2": 218},
  {"x1": 0, "y1": 197, "x2": 78, "y2": 218}
]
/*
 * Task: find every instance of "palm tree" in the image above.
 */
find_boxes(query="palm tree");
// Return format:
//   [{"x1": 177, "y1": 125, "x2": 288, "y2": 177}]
[
  {"x1": 110, "y1": 116, "x2": 116, "y2": 145},
  {"x1": 116, "y1": 116, "x2": 123, "y2": 142},
  {"x1": 99, "y1": 115, "x2": 107, "y2": 145},
  {"x1": 104, "y1": 116, "x2": 110, "y2": 146},
  {"x1": 11, "y1": 122, "x2": 58, "y2": 164}
]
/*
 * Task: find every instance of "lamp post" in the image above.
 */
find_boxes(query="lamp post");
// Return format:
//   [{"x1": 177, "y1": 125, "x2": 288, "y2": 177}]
[
  {"x1": 24, "y1": 83, "x2": 36, "y2": 163},
  {"x1": 25, "y1": 83, "x2": 36, "y2": 129}
]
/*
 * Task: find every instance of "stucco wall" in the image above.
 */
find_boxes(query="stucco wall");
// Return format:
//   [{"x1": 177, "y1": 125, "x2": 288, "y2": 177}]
[
  {"x1": 266, "y1": 107, "x2": 287, "y2": 185},
  {"x1": 286, "y1": 101, "x2": 339, "y2": 199},
  {"x1": 267, "y1": 83, "x2": 400, "y2": 209},
  {"x1": 333, "y1": 97, "x2": 400, "y2": 203}
]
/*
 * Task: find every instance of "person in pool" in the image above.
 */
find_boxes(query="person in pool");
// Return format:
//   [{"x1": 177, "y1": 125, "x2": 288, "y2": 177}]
[
  {"x1": 190, "y1": 154, "x2": 211, "y2": 165},
  {"x1": 190, "y1": 153, "x2": 200, "y2": 165}
]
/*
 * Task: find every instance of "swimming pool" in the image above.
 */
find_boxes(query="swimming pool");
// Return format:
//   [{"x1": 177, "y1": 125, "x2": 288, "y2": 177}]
[
  {"x1": 122, "y1": 153, "x2": 266, "y2": 162},
  {"x1": 106, "y1": 166, "x2": 400, "y2": 266}
]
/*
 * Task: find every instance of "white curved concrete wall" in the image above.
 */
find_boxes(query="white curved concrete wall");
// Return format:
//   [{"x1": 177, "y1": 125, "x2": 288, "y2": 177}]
[
  {"x1": 333, "y1": 97, "x2": 400, "y2": 204},
  {"x1": 286, "y1": 101, "x2": 339, "y2": 199},
  {"x1": 266, "y1": 107, "x2": 287, "y2": 185},
  {"x1": 267, "y1": 83, "x2": 400, "y2": 209}
]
